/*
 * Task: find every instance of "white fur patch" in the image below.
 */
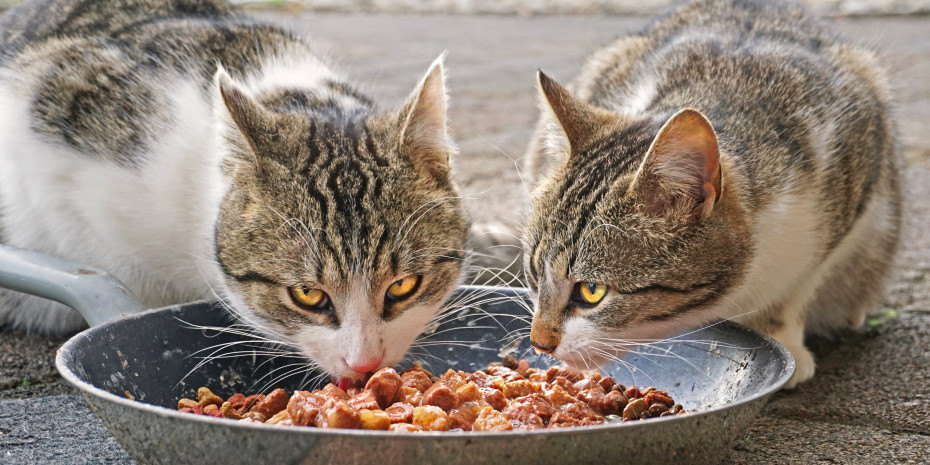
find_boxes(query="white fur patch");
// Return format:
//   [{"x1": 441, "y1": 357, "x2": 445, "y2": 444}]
[
  {"x1": 245, "y1": 52, "x2": 337, "y2": 94},
  {"x1": 726, "y1": 190, "x2": 820, "y2": 316},
  {"x1": 0, "y1": 75, "x2": 225, "y2": 332}
]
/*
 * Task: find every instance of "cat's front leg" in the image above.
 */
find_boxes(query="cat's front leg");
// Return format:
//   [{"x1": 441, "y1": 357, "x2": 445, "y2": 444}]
[{"x1": 770, "y1": 317, "x2": 816, "y2": 389}]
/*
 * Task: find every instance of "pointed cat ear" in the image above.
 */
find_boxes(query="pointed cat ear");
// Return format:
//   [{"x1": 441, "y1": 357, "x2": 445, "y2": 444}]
[
  {"x1": 398, "y1": 55, "x2": 456, "y2": 179},
  {"x1": 537, "y1": 70, "x2": 623, "y2": 154},
  {"x1": 631, "y1": 108, "x2": 722, "y2": 222},
  {"x1": 214, "y1": 68, "x2": 276, "y2": 159}
]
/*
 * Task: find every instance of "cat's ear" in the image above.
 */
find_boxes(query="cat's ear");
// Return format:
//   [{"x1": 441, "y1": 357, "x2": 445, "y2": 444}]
[
  {"x1": 398, "y1": 54, "x2": 456, "y2": 180},
  {"x1": 631, "y1": 108, "x2": 722, "y2": 222},
  {"x1": 214, "y1": 67, "x2": 276, "y2": 159},
  {"x1": 537, "y1": 70, "x2": 622, "y2": 155}
]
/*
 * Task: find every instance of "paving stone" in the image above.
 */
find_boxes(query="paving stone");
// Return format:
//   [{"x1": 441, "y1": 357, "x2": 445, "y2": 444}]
[
  {"x1": 0, "y1": 395, "x2": 132, "y2": 464},
  {"x1": 722, "y1": 415, "x2": 930, "y2": 464}
]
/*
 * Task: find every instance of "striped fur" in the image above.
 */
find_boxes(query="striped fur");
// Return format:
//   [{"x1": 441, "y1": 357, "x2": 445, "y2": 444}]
[
  {"x1": 523, "y1": 0, "x2": 901, "y2": 388},
  {"x1": 0, "y1": 0, "x2": 468, "y2": 379}
]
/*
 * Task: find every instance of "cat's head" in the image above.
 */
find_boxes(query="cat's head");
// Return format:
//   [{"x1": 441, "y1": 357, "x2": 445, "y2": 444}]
[
  {"x1": 211, "y1": 58, "x2": 468, "y2": 379},
  {"x1": 523, "y1": 72, "x2": 752, "y2": 368}
]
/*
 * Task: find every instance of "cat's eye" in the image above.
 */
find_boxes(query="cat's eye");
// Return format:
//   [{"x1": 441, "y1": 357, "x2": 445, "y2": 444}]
[
  {"x1": 289, "y1": 286, "x2": 329, "y2": 310},
  {"x1": 386, "y1": 276, "x2": 421, "y2": 300},
  {"x1": 577, "y1": 282, "x2": 608, "y2": 305}
]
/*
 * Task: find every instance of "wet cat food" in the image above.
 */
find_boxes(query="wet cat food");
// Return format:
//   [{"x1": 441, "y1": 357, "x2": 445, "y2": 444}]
[{"x1": 177, "y1": 359, "x2": 686, "y2": 431}]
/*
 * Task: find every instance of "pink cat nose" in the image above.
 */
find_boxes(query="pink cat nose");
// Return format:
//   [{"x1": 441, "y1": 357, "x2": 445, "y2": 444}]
[{"x1": 346, "y1": 357, "x2": 383, "y2": 374}]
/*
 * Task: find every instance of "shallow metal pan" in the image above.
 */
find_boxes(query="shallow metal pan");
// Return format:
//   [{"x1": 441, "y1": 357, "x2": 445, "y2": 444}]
[{"x1": 0, "y1": 244, "x2": 794, "y2": 464}]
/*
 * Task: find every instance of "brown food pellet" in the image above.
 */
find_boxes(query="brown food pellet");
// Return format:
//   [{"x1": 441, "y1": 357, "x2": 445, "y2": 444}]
[
  {"x1": 178, "y1": 361, "x2": 686, "y2": 432},
  {"x1": 622, "y1": 398, "x2": 647, "y2": 420},
  {"x1": 177, "y1": 398, "x2": 198, "y2": 410},
  {"x1": 196, "y1": 387, "x2": 223, "y2": 407},
  {"x1": 220, "y1": 401, "x2": 243, "y2": 420},
  {"x1": 250, "y1": 388, "x2": 289, "y2": 418}
]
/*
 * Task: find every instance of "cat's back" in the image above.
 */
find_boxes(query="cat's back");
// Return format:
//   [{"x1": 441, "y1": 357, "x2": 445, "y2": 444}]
[
  {"x1": 578, "y1": 0, "x2": 895, "y2": 210},
  {"x1": 0, "y1": 0, "x2": 318, "y2": 166}
]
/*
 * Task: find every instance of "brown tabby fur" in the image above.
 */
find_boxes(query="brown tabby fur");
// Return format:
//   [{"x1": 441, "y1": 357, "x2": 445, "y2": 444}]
[{"x1": 523, "y1": 0, "x2": 901, "y2": 387}]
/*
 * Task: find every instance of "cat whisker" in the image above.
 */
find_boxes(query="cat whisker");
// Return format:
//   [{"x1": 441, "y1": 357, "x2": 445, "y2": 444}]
[
  {"x1": 472, "y1": 131, "x2": 532, "y2": 200},
  {"x1": 395, "y1": 195, "x2": 465, "y2": 248}
]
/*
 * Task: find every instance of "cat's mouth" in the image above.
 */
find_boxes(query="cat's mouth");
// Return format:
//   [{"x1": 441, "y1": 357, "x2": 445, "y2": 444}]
[{"x1": 552, "y1": 344, "x2": 629, "y2": 371}]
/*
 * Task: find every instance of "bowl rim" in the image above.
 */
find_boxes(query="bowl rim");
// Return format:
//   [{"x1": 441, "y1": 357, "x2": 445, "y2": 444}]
[{"x1": 55, "y1": 286, "x2": 795, "y2": 441}]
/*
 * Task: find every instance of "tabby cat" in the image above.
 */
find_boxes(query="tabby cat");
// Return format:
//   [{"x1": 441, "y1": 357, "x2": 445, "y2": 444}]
[
  {"x1": 0, "y1": 0, "x2": 469, "y2": 379},
  {"x1": 523, "y1": 0, "x2": 901, "y2": 387}
]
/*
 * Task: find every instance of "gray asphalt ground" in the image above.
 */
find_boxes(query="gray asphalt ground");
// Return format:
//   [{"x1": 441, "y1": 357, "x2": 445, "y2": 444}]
[{"x1": 1, "y1": 12, "x2": 929, "y2": 464}]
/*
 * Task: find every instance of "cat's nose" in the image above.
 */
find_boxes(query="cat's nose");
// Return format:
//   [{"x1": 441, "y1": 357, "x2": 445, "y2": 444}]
[
  {"x1": 346, "y1": 356, "x2": 383, "y2": 374},
  {"x1": 531, "y1": 341, "x2": 557, "y2": 354},
  {"x1": 530, "y1": 325, "x2": 561, "y2": 355}
]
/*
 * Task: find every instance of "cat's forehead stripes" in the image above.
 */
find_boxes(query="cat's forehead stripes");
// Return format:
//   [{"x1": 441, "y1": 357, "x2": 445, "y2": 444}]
[{"x1": 529, "y1": 119, "x2": 659, "y2": 281}]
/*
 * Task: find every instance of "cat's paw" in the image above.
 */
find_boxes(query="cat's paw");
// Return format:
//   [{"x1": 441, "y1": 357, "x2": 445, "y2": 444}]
[{"x1": 783, "y1": 344, "x2": 816, "y2": 389}]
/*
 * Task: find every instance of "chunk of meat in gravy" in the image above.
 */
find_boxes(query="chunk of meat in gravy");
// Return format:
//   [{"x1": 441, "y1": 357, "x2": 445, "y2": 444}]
[
  {"x1": 364, "y1": 368, "x2": 403, "y2": 409},
  {"x1": 454, "y1": 382, "x2": 481, "y2": 405},
  {"x1": 412, "y1": 405, "x2": 450, "y2": 431},
  {"x1": 385, "y1": 402, "x2": 415, "y2": 423},
  {"x1": 422, "y1": 383, "x2": 456, "y2": 411},
  {"x1": 472, "y1": 406, "x2": 513, "y2": 432},
  {"x1": 479, "y1": 387, "x2": 507, "y2": 411},
  {"x1": 287, "y1": 391, "x2": 326, "y2": 426},
  {"x1": 320, "y1": 384, "x2": 350, "y2": 401},
  {"x1": 348, "y1": 390, "x2": 381, "y2": 411},
  {"x1": 358, "y1": 409, "x2": 391, "y2": 430},
  {"x1": 321, "y1": 399, "x2": 361, "y2": 429},
  {"x1": 398, "y1": 386, "x2": 424, "y2": 406},
  {"x1": 250, "y1": 388, "x2": 289, "y2": 418},
  {"x1": 546, "y1": 365, "x2": 583, "y2": 383},
  {"x1": 448, "y1": 401, "x2": 487, "y2": 431},
  {"x1": 401, "y1": 370, "x2": 433, "y2": 392}
]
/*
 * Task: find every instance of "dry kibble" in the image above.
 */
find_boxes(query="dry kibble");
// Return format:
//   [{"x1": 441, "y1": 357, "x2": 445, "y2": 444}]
[
  {"x1": 178, "y1": 360, "x2": 686, "y2": 431},
  {"x1": 220, "y1": 401, "x2": 243, "y2": 420},
  {"x1": 177, "y1": 398, "x2": 198, "y2": 410},
  {"x1": 196, "y1": 387, "x2": 223, "y2": 407},
  {"x1": 623, "y1": 398, "x2": 648, "y2": 420}
]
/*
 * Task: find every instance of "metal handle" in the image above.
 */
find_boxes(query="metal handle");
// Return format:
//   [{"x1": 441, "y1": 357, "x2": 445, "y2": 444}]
[{"x1": 0, "y1": 244, "x2": 144, "y2": 327}]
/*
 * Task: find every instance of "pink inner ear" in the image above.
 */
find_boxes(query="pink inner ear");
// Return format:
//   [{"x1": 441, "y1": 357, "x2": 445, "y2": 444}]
[{"x1": 640, "y1": 108, "x2": 721, "y2": 220}]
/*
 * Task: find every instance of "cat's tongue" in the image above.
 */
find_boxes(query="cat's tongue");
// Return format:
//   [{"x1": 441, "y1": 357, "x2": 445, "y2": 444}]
[{"x1": 334, "y1": 377, "x2": 366, "y2": 391}]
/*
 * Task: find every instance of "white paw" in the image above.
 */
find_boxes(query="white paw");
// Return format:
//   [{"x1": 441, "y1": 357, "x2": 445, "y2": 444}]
[{"x1": 783, "y1": 344, "x2": 816, "y2": 389}]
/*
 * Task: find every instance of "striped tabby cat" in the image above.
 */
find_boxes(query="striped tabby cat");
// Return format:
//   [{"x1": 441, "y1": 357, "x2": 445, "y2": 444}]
[
  {"x1": 0, "y1": 0, "x2": 468, "y2": 379},
  {"x1": 523, "y1": 0, "x2": 901, "y2": 387}
]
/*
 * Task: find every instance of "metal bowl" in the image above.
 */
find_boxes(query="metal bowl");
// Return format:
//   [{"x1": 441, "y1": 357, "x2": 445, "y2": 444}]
[{"x1": 56, "y1": 287, "x2": 793, "y2": 465}]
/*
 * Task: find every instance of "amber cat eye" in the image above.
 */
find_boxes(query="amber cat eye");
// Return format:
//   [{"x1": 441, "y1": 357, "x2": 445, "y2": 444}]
[
  {"x1": 386, "y1": 276, "x2": 421, "y2": 300},
  {"x1": 289, "y1": 286, "x2": 329, "y2": 310},
  {"x1": 578, "y1": 282, "x2": 608, "y2": 305}
]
